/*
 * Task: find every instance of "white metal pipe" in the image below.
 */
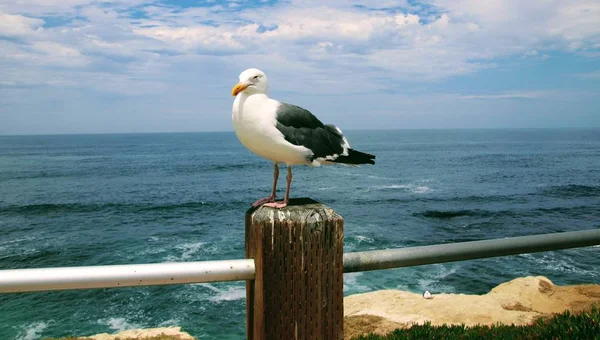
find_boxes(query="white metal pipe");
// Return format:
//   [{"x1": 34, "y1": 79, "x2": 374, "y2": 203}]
[
  {"x1": 0, "y1": 259, "x2": 255, "y2": 293},
  {"x1": 343, "y1": 228, "x2": 600, "y2": 273},
  {"x1": 2, "y1": 229, "x2": 599, "y2": 294}
]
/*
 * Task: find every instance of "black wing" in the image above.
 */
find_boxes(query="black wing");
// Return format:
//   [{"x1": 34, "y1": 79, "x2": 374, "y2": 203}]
[{"x1": 275, "y1": 103, "x2": 346, "y2": 162}]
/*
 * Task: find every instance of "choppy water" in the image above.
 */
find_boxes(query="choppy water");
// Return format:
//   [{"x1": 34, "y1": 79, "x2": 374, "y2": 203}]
[{"x1": 1, "y1": 129, "x2": 599, "y2": 339}]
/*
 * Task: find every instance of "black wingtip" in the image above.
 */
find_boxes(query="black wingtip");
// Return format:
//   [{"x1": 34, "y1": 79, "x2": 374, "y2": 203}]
[{"x1": 333, "y1": 149, "x2": 376, "y2": 165}]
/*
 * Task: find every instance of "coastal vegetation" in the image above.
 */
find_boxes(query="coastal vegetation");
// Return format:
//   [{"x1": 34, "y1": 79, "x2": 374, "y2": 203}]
[
  {"x1": 351, "y1": 306, "x2": 600, "y2": 340},
  {"x1": 43, "y1": 305, "x2": 600, "y2": 340}
]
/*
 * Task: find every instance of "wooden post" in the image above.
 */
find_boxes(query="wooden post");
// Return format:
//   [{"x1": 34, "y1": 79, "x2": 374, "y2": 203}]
[{"x1": 245, "y1": 198, "x2": 344, "y2": 340}]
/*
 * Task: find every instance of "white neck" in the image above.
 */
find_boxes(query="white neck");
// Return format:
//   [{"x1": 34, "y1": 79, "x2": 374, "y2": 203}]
[{"x1": 232, "y1": 92, "x2": 270, "y2": 120}]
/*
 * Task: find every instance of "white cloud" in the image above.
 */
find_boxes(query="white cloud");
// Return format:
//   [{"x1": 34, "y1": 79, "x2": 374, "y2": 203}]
[
  {"x1": 1, "y1": 0, "x2": 599, "y2": 134},
  {"x1": 0, "y1": 12, "x2": 43, "y2": 36},
  {"x1": 2, "y1": 0, "x2": 599, "y2": 93},
  {"x1": 0, "y1": 0, "x2": 146, "y2": 16},
  {"x1": 430, "y1": 0, "x2": 600, "y2": 54},
  {"x1": 32, "y1": 41, "x2": 81, "y2": 57},
  {"x1": 1, "y1": 40, "x2": 89, "y2": 67},
  {"x1": 134, "y1": 26, "x2": 244, "y2": 51}
]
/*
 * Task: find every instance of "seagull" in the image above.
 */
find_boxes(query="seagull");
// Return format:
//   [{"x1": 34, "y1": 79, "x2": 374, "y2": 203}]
[{"x1": 231, "y1": 68, "x2": 375, "y2": 208}]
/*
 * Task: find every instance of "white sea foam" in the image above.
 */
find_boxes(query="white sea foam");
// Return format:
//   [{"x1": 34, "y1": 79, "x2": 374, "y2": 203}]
[
  {"x1": 209, "y1": 286, "x2": 246, "y2": 302},
  {"x1": 367, "y1": 175, "x2": 394, "y2": 180},
  {"x1": 196, "y1": 283, "x2": 246, "y2": 302},
  {"x1": 374, "y1": 183, "x2": 433, "y2": 194},
  {"x1": 165, "y1": 242, "x2": 211, "y2": 261},
  {"x1": 99, "y1": 317, "x2": 142, "y2": 332},
  {"x1": 20, "y1": 322, "x2": 48, "y2": 340},
  {"x1": 343, "y1": 272, "x2": 371, "y2": 293},
  {"x1": 354, "y1": 235, "x2": 375, "y2": 244},
  {"x1": 1, "y1": 235, "x2": 37, "y2": 246},
  {"x1": 377, "y1": 184, "x2": 411, "y2": 190},
  {"x1": 520, "y1": 253, "x2": 598, "y2": 277},
  {"x1": 158, "y1": 319, "x2": 181, "y2": 327},
  {"x1": 198, "y1": 283, "x2": 221, "y2": 293},
  {"x1": 412, "y1": 186, "x2": 432, "y2": 194},
  {"x1": 396, "y1": 264, "x2": 458, "y2": 294},
  {"x1": 179, "y1": 242, "x2": 205, "y2": 260}
]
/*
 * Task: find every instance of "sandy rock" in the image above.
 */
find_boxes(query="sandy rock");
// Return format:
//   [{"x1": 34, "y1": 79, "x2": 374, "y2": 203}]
[
  {"x1": 343, "y1": 276, "x2": 600, "y2": 339},
  {"x1": 88, "y1": 326, "x2": 195, "y2": 340},
  {"x1": 489, "y1": 276, "x2": 600, "y2": 314}
]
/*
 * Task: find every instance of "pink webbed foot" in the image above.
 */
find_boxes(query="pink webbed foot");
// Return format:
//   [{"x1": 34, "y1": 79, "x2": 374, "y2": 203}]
[
  {"x1": 262, "y1": 201, "x2": 288, "y2": 209},
  {"x1": 252, "y1": 196, "x2": 276, "y2": 207}
]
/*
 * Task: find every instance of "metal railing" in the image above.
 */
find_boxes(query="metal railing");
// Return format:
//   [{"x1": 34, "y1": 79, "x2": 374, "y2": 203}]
[
  {"x1": 343, "y1": 228, "x2": 600, "y2": 273},
  {"x1": 0, "y1": 260, "x2": 254, "y2": 293},
  {"x1": 1, "y1": 228, "x2": 599, "y2": 294}
]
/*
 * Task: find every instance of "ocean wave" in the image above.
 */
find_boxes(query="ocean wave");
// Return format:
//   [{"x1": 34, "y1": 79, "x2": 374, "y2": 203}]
[
  {"x1": 540, "y1": 184, "x2": 600, "y2": 198},
  {"x1": 5, "y1": 192, "x2": 529, "y2": 219},
  {"x1": 343, "y1": 272, "x2": 371, "y2": 294},
  {"x1": 0, "y1": 203, "x2": 105, "y2": 215},
  {"x1": 168, "y1": 160, "x2": 266, "y2": 174},
  {"x1": 416, "y1": 209, "x2": 491, "y2": 219},
  {"x1": 412, "y1": 186, "x2": 432, "y2": 194},
  {"x1": 18, "y1": 321, "x2": 49, "y2": 340},
  {"x1": 453, "y1": 194, "x2": 525, "y2": 203},
  {"x1": 211, "y1": 162, "x2": 266, "y2": 172},
  {"x1": 0, "y1": 235, "x2": 37, "y2": 247},
  {"x1": 194, "y1": 283, "x2": 246, "y2": 303},
  {"x1": 519, "y1": 253, "x2": 600, "y2": 278},
  {"x1": 416, "y1": 264, "x2": 458, "y2": 294},
  {"x1": 373, "y1": 184, "x2": 433, "y2": 194},
  {"x1": 460, "y1": 153, "x2": 545, "y2": 167},
  {"x1": 7, "y1": 248, "x2": 62, "y2": 263},
  {"x1": 0, "y1": 201, "x2": 214, "y2": 216},
  {"x1": 140, "y1": 202, "x2": 211, "y2": 212},
  {"x1": 415, "y1": 205, "x2": 599, "y2": 219},
  {"x1": 98, "y1": 317, "x2": 143, "y2": 332},
  {"x1": 362, "y1": 193, "x2": 522, "y2": 205},
  {"x1": 208, "y1": 285, "x2": 246, "y2": 303},
  {"x1": 165, "y1": 242, "x2": 207, "y2": 261},
  {"x1": 158, "y1": 319, "x2": 182, "y2": 327},
  {"x1": 353, "y1": 235, "x2": 375, "y2": 244}
]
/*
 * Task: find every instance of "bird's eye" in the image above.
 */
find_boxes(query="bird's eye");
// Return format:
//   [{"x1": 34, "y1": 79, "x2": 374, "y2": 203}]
[{"x1": 253, "y1": 75, "x2": 259, "y2": 80}]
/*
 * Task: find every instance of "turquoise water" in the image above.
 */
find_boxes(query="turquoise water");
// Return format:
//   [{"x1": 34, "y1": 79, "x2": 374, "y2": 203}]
[{"x1": 1, "y1": 129, "x2": 599, "y2": 339}]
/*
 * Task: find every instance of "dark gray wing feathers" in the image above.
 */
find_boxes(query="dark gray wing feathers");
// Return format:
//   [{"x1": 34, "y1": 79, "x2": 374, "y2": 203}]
[{"x1": 275, "y1": 103, "x2": 375, "y2": 165}]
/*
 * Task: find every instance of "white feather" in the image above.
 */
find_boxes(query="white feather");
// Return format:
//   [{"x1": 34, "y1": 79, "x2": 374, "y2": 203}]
[{"x1": 232, "y1": 93, "x2": 313, "y2": 165}]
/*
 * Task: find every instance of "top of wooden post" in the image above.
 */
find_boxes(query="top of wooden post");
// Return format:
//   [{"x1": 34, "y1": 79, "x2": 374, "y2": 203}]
[{"x1": 246, "y1": 197, "x2": 342, "y2": 223}]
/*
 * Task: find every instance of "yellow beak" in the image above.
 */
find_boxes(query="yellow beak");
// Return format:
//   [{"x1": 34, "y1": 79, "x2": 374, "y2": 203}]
[{"x1": 231, "y1": 83, "x2": 249, "y2": 96}]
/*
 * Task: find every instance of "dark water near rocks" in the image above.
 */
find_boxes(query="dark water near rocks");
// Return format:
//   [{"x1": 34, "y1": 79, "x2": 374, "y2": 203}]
[{"x1": 1, "y1": 129, "x2": 599, "y2": 339}]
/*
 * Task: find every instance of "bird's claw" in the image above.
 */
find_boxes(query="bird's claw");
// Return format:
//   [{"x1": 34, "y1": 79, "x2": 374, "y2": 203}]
[
  {"x1": 262, "y1": 201, "x2": 288, "y2": 209},
  {"x1": 252, "y1": 196, "x2": 276, "y2": 207}
]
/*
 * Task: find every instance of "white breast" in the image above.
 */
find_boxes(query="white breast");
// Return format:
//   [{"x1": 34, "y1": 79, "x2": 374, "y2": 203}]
[{"x1": 232, "y1": 94, "x2": 312, "y2": 165}]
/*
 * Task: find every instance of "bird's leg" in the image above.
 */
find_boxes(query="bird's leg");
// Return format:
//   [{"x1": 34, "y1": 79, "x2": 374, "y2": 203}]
[
  {"x1": 252, "y1": 163, "x2": 279, "y2": 207},
  {"x1": 264, "y1": 166, "x2": 292, "y2": 209}
]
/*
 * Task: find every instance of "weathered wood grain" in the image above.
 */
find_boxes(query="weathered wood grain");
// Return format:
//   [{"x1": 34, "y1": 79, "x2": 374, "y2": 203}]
[{"x1": 245, "y1": 198, "x2": 344, "y2": 340}]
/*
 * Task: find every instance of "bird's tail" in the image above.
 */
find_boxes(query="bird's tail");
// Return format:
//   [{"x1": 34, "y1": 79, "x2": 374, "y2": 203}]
[{"x1": 333, "y1": 149, "x2": 376, "y2": 165}]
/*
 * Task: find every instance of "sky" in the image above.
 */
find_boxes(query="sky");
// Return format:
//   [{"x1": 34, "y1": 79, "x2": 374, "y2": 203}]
[{"x1": 0, "y1": 0, "x2": 599, "y2": 135}]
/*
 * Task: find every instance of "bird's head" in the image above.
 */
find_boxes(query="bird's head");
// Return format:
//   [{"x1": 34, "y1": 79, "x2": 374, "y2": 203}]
[{"x1": 232, "y1": 68, "x2": 268, "y2": 96}]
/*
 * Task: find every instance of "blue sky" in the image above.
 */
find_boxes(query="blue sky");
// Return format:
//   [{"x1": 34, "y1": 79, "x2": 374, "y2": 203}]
[{"x1": 0, "y1": 0, "x2": 599, "y2": 135}]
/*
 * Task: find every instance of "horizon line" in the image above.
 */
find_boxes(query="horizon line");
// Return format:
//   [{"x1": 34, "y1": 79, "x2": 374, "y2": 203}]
[{"x1": 1, "y1": 126, "x2": 599, "y2": 137}]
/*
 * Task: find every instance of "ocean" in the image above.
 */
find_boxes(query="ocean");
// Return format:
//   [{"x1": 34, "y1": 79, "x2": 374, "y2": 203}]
[{"x1": 0, "y1": 129, "x2": 599, "y2": 339}]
